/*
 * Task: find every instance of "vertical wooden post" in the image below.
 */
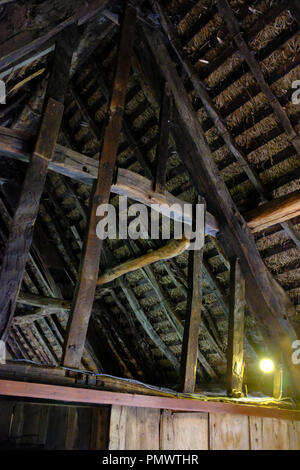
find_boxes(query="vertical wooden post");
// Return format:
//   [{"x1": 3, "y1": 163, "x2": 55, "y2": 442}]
[
  {"x1": 62, "y1": 3, "x2": 137, "y2": 368},
  {"x1": 155, "y1": 82, "x2": 172, "y2": 194},
  {"x1": 227, "y1": 257, "x2": 245, "y2": 397},
  {"x1": 0, "y1": 26, "x2": 77, "y2": 340},
  {"x1": 180, "y1": 198, "x2": 205, "y2": 392}
]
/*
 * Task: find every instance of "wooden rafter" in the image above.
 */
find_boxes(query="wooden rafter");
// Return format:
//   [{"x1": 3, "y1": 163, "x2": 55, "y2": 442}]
[
  {"x1": 0, "y1": 0, "x2": 109, "y2": 73},
  {"x1": 62, "y1": 3, "x2": 137, "y2": 368},
  {"x1": 153, "y1": 0, "x2": 300, "y2": 250},
  {"x1": 216, "y1": 0, "x2": 300, "y2": 158},
  {"x1": 245, "y1": 190, "x2": 300, "y2": 233},
  {"x1": 0, "y1": 26, "x2": 77, "y2": 340},
  {"x1": 142, "y1": 25, "x2": 300, "y2": 397}
]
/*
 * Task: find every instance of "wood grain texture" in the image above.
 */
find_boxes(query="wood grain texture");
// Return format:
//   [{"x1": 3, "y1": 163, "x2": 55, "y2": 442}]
[
  {"x1": 62, "y1": 3, "x2": 137, "y2": 368},
  {"x1": 160, "y1": 411, "x2": 208, "y2": 450},
  {"x1": 1, "y1": 379, "x2": 300, "y2": 421},
  {"x1": 249, "y1": 417, "x2": 290, "y2": 450},
  {"x1": 180, "y1": 242, "x2": 204, "y2": 392},
  {"x1": 109, "y1": 405, "x2": 160, "y2": 450},
  {"x1": 210, "y1": 412, "x2": 250, "y2": 450},
  {"x1": 143, "y1": 26, "x2": 300, "y2": 396},
  {"x1": 245, "y1": 190, "x2": 300, "y2": 232},
  {"x1": 227, "y1": 258, "x2": 245, "y2": 397}
]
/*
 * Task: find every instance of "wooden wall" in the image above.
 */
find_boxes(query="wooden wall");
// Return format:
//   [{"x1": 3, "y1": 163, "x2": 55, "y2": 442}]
[
  {"x1": 0, "y1": 400, "x2": 299, "y2": 450},
  {"x1": 109, "y1": 406, "x2": 300, "y2": 450},
  {"x1": 0, "y1": 401, "x2": 110, "y2": 449}
]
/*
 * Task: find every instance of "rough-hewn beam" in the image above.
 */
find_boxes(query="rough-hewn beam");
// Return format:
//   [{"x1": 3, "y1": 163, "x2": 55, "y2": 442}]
[
  {"x1": 0, "y1": 128, "x2": 219, "y2": 235},
  {"x1": 227, "y1": 258, "x2": 245, "y2": 398},
  {"x1": 0, "y1": 0, "x2": 109, "y2": 73},
  {"x1": 62, "y1": 4, "x2": 137, "y2": 368},
  {"x1": 97, "y1": 237, "x2": 190, "y2": 285},
  {"x1": 180, "y1": 232, "x2": 204, "y2": 393},
  {"x1": 153, "y1": 0, "x2": 300, "y2": 249},
  {"x1": 216, "y1": 0, "x2": 300, "y2": 157},
  {"x1": 245, "y1": 190, "x2": 300, "y2": 233},
  {"x1": 142, "y1": 26, "x2": 300, "y2": 397},
  {"x1": 0, "y1": 28, "x2": 77, "y2": 340},
  {"x1": 155, "y1": 82, "x2": 172, "y2": 194}
]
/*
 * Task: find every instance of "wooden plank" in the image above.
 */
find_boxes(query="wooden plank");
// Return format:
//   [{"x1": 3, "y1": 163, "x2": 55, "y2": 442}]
[
  {"x1": 0, "y1": 27, "x2": 76, "y2": 340},
  {"x1": 227, "y1": 258, "x2": 245, "y2": 397},
  {"x1": 90, "y1": 407, "x2": 110, "y2": 450},
  {"x1": 154, "y1": 1, "x2": 300, "y2": 249},
  {"x1": 155, "y1": 82, "x2": 172, "y2": 194},
  {"x1": 210, "y1": 412, "x2": 249, "y2": 450},
  {"x1": 142, "y1": 25, "x2": 300, "y2": 397},
  {"x1": 62, "y1": 4, "x2": 137, "y2": 368},
  {"x1": 109, "y1": 405, "x2": 160, "y2": 450},
  {"x1": 160, "y1": 410, "x2": 208, "y2": 450},
  {"x1": 1, "y1": 379, "x2": 300, "y2": 421},
  {"x1": 180, "y1": 229, "x2": 204, "y2": 392},
  {"x1": 249, "y1": 416, "x2": 290, "y2": 450},
  {"x1": 245, "y1": 190, "x2": 300, "y2": 232},
  {"x1": 288, "y1": 420, "x2": 300, "y2": 449}
]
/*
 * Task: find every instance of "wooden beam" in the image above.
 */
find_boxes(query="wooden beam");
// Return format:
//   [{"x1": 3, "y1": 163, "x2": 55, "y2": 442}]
[
  {"x1": 245, "y1": 190, "x2": 300, "y2": 233},
  {"x1": 290, "y1": 0, "x2": 300, "y2": 28},
  {"x1": 142, "y1": 26, "x2": 300, "y2": 397},
  {"x1": 180, "y1": 229, "x2": 204, "y2": 393},
  {"x1": 216, "y1": 0, "x2": 300, "y2": 157},
  {"x1": 155, "y1": 82, "x2": 172, "y2": 193},
  {"x1": 153, "y1": 0, "x2": 300, "y2": 249},
  {"x1": 0, "y1": 0, "x2": 109, "y2": 73},
  {"x1": 0, "y1": 379, "x2": 300, "y2": 421},
  {"x1": 97, "y1": 237, "x2": 190, "y2": 285},
  {"x1": 0, "y1": 27, "x2": 76, "y2": 340},
  {"x1": 62, "y1": 4, "x2": 137, "y2": 368},
  {"x1": 227, "y1": 258, "x2": 245, "y2": 398},
  {"x1": 0, "y1": 128, "x2": 219, "y2": 235}
]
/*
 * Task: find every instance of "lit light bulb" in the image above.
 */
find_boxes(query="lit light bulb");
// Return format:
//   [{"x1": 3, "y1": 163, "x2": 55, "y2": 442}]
[{"x1": 259, "y1": 358, "x2": 274, "y2": 373}]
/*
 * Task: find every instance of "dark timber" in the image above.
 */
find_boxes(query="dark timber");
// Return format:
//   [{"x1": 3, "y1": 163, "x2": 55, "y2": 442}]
[
  {"x1": 155, "y1": 82, "x2": 172, "y2": 194},
  {"x1": 0, "y1": 26, "x2": 77, "y2": 340},
  {"x1": 142, "y1": 25, "x2": 300, "y2": 397},
  {"x1": 62, "y1": 3, "x2": 137, "y2": 368},
  {"x1": 227, "y1": 258, "x2": 245, "y2": 398},
  {"x1": 180, "y1": 200, "x2": 205, "y2": 393}
]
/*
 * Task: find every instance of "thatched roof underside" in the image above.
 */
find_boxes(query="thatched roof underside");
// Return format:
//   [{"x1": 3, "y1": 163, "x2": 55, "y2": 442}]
[{"x1": 0, "y1": 0, "x2": 299, "y2": 391}]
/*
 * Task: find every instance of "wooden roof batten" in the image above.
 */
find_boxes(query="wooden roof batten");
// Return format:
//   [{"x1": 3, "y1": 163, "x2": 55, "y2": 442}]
[
  {"x1": 0, "y1": 0, "x2": 300, "y2": 398},
  {"x1": 152, "y1": 0, "x2": 300, "y2": 251},
  {"x1": 140, "y1": 22, "x2": 300, "y2": 396},
  {"x1": 0, "y1": 25, "x2": 78, "y2": 340}
]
